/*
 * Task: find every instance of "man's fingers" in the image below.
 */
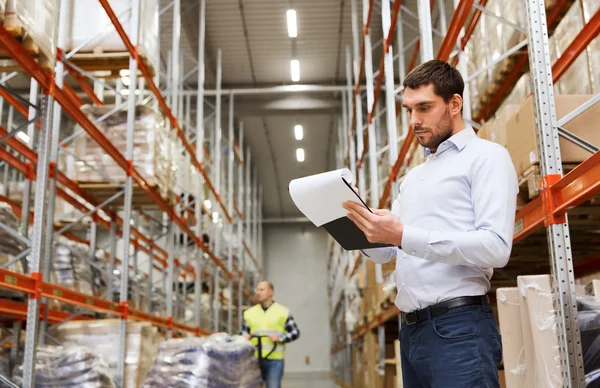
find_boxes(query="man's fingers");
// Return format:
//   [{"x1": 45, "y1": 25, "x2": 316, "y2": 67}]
[
  {"x1": 347, "y1": 212, "x2": 369, "y2": 233},
  {"x1": 344, "y1": 201, "x2": 374, "y2": 221}
]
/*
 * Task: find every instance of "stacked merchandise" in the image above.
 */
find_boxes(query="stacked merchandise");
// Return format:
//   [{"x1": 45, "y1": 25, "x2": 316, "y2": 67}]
[
  {"x1": 66, "y1": 0, "x2": 160, "y2": 74},
  {"x1": 496, "y1": 276, "x2": 600, "y2": 387},
  {"x1": 1, "y1": 1, "x2": 57, "y2": 68},
  {"x1": 53, "y1": 237, "x2": 97, "y2": 298},
  {"x1": 142, "y1": 333, "x2": 262, "y2": 388},
  {"x1": 344, "y1": 273, "x2": 361, "y2": 333},
  {"x1": 55, "y1": 319, "x2": 159, "y2": 388},
  {"x1": 70, "y1": 105, "x2": 174, "y2": 203},
  {"x1": 12, "y1": 345, "x2": 115, "y2": 387},
  {"x1": 0, "y1": 202, "x2": 24, "y2": 257}
]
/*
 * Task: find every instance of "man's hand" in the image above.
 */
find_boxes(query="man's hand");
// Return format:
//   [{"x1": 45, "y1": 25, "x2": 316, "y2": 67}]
[
  {"x1": 343, "y1": 201, "x2": 403, "y2": 246},
  {"x1": 268, "y1": 334, "x2": 280, "y2": 343},
  {"x1": 243, "y1": 333, "x2": 251, "y2": 340}
]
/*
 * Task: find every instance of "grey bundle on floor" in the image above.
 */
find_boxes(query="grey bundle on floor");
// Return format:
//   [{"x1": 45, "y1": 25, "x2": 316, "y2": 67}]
[
  {"x1": 142, "y1": 333, "x2": 263, "y2": 388},
  {"x1": 12, "y1": 345, "x2": 115, "y2": 387}
]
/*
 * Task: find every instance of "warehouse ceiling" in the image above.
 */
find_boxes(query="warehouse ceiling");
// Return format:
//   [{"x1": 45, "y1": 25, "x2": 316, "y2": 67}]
[{"x1": 160, "y1": 0, "x2": 449, "y2": 219}]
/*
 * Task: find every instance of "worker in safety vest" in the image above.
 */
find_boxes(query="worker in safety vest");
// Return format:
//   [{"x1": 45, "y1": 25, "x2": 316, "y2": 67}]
[{"x1": 241, "y1": 281, "x2": 300, "y2": 388}]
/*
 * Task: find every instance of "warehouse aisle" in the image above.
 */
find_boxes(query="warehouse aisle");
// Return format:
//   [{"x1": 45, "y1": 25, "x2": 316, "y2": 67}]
[{"x1": 282, "y1": 375, "x2": 337, "y2": 388}]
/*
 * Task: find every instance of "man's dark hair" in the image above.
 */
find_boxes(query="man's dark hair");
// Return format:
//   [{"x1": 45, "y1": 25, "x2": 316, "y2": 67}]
[{"x1": 403, "y1": 59, "x2": 464, "y2": 103}]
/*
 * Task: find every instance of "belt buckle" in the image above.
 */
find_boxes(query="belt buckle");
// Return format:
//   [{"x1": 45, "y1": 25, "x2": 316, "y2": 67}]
[{"x1": 403, "y1": 312, "x2": 418, "y2": 325}]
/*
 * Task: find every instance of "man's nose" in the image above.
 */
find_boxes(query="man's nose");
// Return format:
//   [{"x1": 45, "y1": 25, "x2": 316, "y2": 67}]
[{"x1": 410, "y1": 112, "x2": 421, "y2": 127}]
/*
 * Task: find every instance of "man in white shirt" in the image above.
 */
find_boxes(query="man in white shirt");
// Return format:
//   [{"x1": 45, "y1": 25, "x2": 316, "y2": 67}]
[{"x1": 343, "y1": 59, "x2": 518, "y2": 388}]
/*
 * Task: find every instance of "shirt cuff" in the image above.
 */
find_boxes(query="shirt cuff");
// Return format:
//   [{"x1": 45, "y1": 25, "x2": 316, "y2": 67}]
[{"x1": 401, "y1": 225, "x2": 429, "y2": 258}]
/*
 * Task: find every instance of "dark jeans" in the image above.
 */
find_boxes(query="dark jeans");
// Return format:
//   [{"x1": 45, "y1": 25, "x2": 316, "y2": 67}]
[
  {"x1": 260, "y1": 359, "x2": 284, "y2": 388},
  {"x1": 400, "y1": 304, "x2": 503, "y2": 388}
]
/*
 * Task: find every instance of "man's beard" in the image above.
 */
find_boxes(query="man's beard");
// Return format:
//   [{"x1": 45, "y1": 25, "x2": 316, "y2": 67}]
[{"x1": 415, "y1": 108, "x2": 454, "y2": 151}]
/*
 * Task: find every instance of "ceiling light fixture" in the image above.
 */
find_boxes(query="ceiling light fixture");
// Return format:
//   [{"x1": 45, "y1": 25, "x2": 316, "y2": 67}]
[
  {"x1": 204, "y1": 199, "x2": 212, "y2": 210},
  {"x1": 287, "y1": 10, "x2": 297, "y2": 38},
  {"x1": 296, "y1": 148, "x2": 305, "y2": 162},
  {"x1": 290, "y1": 59, "x2": 300, "y2": 82},
  {"x1": 16, "y1": 131, "x2": 30, "y2": 144},
  {"x1": 294, "y1": 125, "x2": 303, "y2": 140}
]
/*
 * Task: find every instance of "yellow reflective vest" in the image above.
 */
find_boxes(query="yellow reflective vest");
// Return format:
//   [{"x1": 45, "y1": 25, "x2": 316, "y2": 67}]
[{"x1": 244, "y1": 302, "x2": 289, "y2": 360}]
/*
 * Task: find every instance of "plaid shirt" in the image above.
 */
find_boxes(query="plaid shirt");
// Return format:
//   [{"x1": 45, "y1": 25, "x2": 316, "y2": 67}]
[{"x1": 240, "y1": 304, "x2": 300, "y2": 344}]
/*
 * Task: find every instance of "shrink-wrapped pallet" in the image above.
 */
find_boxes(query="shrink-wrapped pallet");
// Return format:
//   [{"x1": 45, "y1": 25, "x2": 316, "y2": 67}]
[
  {"x1": 70, "y1": 105, "x2": 174, "y2": 202},
  {"x1": 55, "y1": 319, "x2": 159, "y2": 388},
  {"x1": 66, "y1": 0, "x2": 159, "y2": 74},
  {"x1": 142, "y1": 334, "x2": 262, "y2": 388}
]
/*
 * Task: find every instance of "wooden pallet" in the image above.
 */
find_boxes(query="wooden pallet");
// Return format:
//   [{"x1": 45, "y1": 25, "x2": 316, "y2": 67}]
[
  {"x1": 0, "y1": 13, "x2": 53, "y2": 70},
  {"x1": 68, "y1": 51, "x2": 157, "y2": 77},
  {"x1": 77, "y1": 182, "x2": 175, "y2": 209}
]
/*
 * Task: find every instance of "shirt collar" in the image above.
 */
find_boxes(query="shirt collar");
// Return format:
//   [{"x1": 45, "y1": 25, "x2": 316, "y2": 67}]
[{"x1": 423, "y1": 127, "x2": 476, "y2": 157}]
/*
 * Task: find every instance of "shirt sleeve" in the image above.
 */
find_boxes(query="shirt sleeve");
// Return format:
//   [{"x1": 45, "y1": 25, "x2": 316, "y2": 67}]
[
  {"x1": 360, "y1": 247, "x2": 396, "y2": 264},
  {"x1": 401, "y1": 145, "x2": 518, "y2": 269},
  {"x1": 278, "y1": 315, "x2": 300, "y2": 344}
]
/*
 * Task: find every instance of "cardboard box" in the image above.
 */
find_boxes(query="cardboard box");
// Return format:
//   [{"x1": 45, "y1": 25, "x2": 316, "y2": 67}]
[
  {"x1": 488, "y1": 104, "x2": 519, "y2": 148},
  {"x1": 517, "y1": 275, "x2": 562, "y2": 388},
  {"x1": 586, "y1": 279, "x2": 600, "y2": 296},
  {"x1": 496, "y1": 288, "x2": 527, "y2": 388},
  {"x1": 506, "y1": 95, "x2": 600, "y2": 177},
  {"x1": 478, "y1": 118, "x2": 493, "y2": 141}
]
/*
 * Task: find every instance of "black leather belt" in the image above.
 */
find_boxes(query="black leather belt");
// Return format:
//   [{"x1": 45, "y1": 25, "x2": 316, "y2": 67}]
[{"x1": 401, "y1": 295, "x2": 489, "y2": 326}]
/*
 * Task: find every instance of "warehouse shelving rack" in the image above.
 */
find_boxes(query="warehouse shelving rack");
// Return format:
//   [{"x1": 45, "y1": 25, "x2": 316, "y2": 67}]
[
  {"x1": 0, "y1": 1, "x2": 264, "y2": 387},
  {"x1": 329, "y1": 0, "x2": 600, "y2": 386}
]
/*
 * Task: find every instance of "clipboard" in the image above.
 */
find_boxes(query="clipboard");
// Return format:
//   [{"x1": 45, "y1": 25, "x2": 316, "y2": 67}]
[{"x1": 289, "y1": 169, "x2": 393, "y2": 251}]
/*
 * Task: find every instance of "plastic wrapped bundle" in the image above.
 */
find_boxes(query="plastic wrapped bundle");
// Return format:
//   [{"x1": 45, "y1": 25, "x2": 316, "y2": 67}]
[
  {"x1": 55, "y1": 320, "x2": 158, "y2": 388},
  {"x1": 53, "y1": 237, "x2": 96, "y2": 297},
  {"x1": 582, "y1": 0, "x2": 600, "y2": 94},
  {"x1": 0, "y1": 202, "x2": 24, "y2": 257},
  {"x1": 3, "y1": 0, "x2": 57, "y2": 68},
  {"x1": 554, "y1": 0, "x2": 593, "y2": 95},
  {"x1": 577, "y1": 295, "x2": 600, "y2": 386},
  {"x1": 143, "y1": 334, "x2": 262, "y2": 388},
  {"x1": 70, "y1": 105, "x2": 173, "y2": 202},
  {"x1": 12, "y1": 345, "x2": 115, "y2": 388}
]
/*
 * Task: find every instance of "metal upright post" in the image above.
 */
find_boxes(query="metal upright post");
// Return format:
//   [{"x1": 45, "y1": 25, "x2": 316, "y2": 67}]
[
  {"x1": 147, "y1": 223, "x2": 154, "y2": 315},
  {"x1": 382, "y1": 0, "x2": 399, "y2": 200},
  {"x1": 345, "y1": 47, "x2": 357, "y2": 184},
  {"x1": 252, "y1": 170, "x2": 259, "y2": 265},
  {"x1": 352, "y1": 0, "x2": 366, "y2": 198},
  {"x1": 2, "y1": 106, "x2": 13, "y2": 194},
  {"x1": 116, "y1": 0, "x2": 140, "y2": 383},
  {"x1": 194, "y1": 0, "x2": 206, "y2": 332},
  {"x1": 227, "y1": 93, "x2": 235, "y2": 333},
  {"x1": 245, "y1": 151, "x2": 251, "y2": 271},
  {"x1": 237, "y1": 124, "x2": 245, "y2": 327},
  {"x1": 19, "y1": 79, "x2": 38, "y2": 235},
  {"x1": 21, "y1": 85, "x2": 54, "y2": 388},
  {"x1": 258, "y1": 188, "x2": 263, "y2": 269},
  {"x1": 417, "y1": 0, "x2": 435, "y2": 62},
  {"x1": 396, "y1": 12, "x2": 409, "y2": 138},
  {"x1": 439, "y1": 0, "x2": 447, "y2": 33},
  {"x1": 214, "y1": 48, "x2": 223, "y2": 331},
  {"x1": 523, "y1": 0, "x2": 585, "y2": 384},
  {"x1": 362, "y1": 0, "x2": 382, "y2": 285},
  {"x1": 166, "y1": 223, "x2": 176, "y2": 338},
  {"x1": 133, "y1": 213, "x2": 140, "y2": 309},
  {"x1": 107, "y1": 221, "x2": 117, "y2": 301},
  {"x1": 453, "y1": 0, "x2": 471, "y2": 121}
]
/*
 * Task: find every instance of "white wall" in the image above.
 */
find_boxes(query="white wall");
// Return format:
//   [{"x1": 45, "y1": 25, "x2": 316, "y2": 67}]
[{"x1": 263, "y1": 223, "x2": 331, "y2": 375}]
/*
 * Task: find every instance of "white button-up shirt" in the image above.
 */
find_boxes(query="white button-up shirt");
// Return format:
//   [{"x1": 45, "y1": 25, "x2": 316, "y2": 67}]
[{"x1": 362, "y1": 128, "x2": 518, "y2": 312}]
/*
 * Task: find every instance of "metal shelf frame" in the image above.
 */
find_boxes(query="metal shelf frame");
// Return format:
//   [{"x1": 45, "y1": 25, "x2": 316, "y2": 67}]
[
  {"x1": 329, "y1": 0, "x2": 600, "y2": 386},
  {"x1": 0, "y1": 0, "x2": 264, "y2": 386}
]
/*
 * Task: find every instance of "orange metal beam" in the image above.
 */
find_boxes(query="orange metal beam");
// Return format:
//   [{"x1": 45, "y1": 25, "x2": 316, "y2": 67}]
[
  {"x1": 67, "y1": 66, "x2": 103, "y2": 106},
  {"x1": 452, "y1": 0, "x2": 488, "y2": 67},
  {"x1": 0, "y1": 299, "x2": 91, "y2": 324},
  {"x1": 437, "y1": 0, "x2": 474, "y2": 61}
]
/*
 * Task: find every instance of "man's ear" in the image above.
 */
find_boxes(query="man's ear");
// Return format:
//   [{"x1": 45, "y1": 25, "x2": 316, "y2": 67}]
[{"x1": 450, "y1": 94, "x2": 463, "y2": 116}]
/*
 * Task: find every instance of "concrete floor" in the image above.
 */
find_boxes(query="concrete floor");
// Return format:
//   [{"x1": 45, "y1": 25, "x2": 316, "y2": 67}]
[{"x1": 281, "y1": 373, "x2": 337, "y2": 388}]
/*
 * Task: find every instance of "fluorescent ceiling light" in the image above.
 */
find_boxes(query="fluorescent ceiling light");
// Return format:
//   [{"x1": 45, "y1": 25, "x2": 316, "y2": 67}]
[
  {"x1": 296, "y1": 148, "x2": 305, "y2": 162},
  {"x1": 119, "y1": 69, "x2": 129, "y2": 77},
  {"x1": 290, "y1": 60, "x2": 300, "y2": 82},
  {"x1": 121, "y1": 76, "x2": 131, "y2": 86},
  {"x1": 212, "y1": 211, "x2": 219, "y2": 223},
  {"x1": 294, "y1": 125, "x2": 303, "y2": 140},
  {"x1": 287, "y1": 10, "x2": 297, "y2": 38},
  {"x1": 204, "y1": 199, "x2": 212, "y2": 209},
  {"x1": 16, "y1": 131, "x2": 30, "y2": 144}
]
